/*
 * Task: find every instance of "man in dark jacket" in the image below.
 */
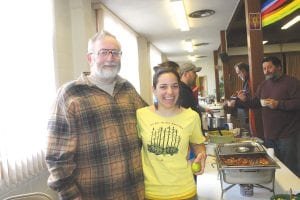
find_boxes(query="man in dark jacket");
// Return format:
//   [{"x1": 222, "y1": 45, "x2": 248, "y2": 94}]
[
  {"x1": 225, "y1": 62, "x2": 251, "y2": 134},
  {"x1": 179, "y1": 63, "x2": 211, "y2": 115}
]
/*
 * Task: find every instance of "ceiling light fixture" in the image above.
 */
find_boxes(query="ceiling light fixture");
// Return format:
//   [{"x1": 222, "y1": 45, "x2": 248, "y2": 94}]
[
  {"x1": 170, "y1": 0, "x2": 190, "y2": 31},
  {"x1": 189, "y1": 55, "x2": 197, "y2": 62},
  {"x1": 262, "y1": 40, "x2": 268, "y2": 45},
  {"x1": 189, "y1": 9, "x2": 215, "y2": 18},
  {"x1": 194, "y1": 42, "x2": 209, "y2": 46},
  {"x1": 281, "y1": 15, "x2": 300, "y2": 30},
  {"x1": 196, "y1": 55, "x2": 207, "y2": 58},
  {"x1": 183, "y1": 39, "x2": 193, "y2": 52}
]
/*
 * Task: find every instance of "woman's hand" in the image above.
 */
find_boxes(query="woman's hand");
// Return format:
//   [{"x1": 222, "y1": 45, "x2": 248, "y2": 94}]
[{"x1": 193, "y1": 151, "x2": 207, "y2": 175}]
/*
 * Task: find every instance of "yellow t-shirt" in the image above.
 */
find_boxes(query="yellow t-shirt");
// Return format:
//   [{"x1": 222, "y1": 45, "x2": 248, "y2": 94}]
[{"x1": 136, "y1": 107, "x2": 205, "y2": 200}]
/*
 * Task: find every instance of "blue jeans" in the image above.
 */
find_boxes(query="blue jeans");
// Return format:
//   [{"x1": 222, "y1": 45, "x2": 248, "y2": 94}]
[{"x1": 264, "y1": 134, "x2": 300, "y2": 177}]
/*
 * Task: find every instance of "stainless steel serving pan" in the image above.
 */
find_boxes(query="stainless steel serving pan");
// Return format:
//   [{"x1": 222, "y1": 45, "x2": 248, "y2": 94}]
[
  {"x1": 215, "y1": 142, "x2": 280, "y2": 184},
  {"x1": 220, "y1": 168, "x2": 275, "y2": 184}
]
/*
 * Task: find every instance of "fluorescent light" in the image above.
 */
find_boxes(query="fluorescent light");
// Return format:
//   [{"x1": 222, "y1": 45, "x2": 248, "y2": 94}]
[
  {"x1": 188, "y1": 55, "x2": 196, "y2": 62},
  {"x1": 281, "y1": 15, "x2": 300, "y2": 30},
  {"x1": 262, "y1": 40, "x2": 268, "y2": 44},
  {"x1": 170, "y1": 0, "x2": 190, "y2": 31},
  {"x1": 183, "y1": 39, "x2": 193, "y2": 52}
]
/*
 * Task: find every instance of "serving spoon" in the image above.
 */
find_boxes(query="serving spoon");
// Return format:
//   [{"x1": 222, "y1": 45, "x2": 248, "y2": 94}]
[{"x1": 217, "y1": 128, "x2": 223, "y2": 136}]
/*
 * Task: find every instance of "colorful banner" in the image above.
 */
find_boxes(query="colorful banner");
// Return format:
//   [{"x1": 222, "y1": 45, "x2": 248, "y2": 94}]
[
  {"x1": 261, "y1": 0, "x2": 287, "y2": 17},
  {"x1": 262, "y1": 0, "x2": 300, "y2": 27}
]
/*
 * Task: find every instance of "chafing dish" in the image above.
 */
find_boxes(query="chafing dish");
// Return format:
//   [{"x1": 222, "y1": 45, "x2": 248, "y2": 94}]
[
  {"x1": 215, "y1": 142, "x2": 280, "y2": 198},
  {"x1": 216, "y1": 141, "x2": 266, "y2": 155}
]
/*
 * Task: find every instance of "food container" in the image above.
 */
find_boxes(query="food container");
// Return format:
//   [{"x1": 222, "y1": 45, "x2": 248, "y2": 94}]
[
  {"x1": 215, "y1": 142, "x2": 280, "y2": 198},
  {"x1": 207, "y1": 130, "x2": 234, "y2": 144},
  {"x1": 207, "y1": 116, "x2": 226, "y2": 129},
  {"x1": 205, "y1": 142, "x2": 217, "y2": 156},
  {"x1": 221, "y1": 165, "x2": 275, "y2": 184}
]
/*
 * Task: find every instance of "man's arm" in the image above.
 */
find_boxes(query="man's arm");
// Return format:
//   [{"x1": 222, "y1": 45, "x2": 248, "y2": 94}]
[{"x1": 46, "y1": 90, "x2": 81, "y2": 200}]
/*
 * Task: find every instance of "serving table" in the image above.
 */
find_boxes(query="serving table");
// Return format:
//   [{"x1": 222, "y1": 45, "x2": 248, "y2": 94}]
[{"x1": 196, "y1": 155, "x2": 300, "y2": 200}]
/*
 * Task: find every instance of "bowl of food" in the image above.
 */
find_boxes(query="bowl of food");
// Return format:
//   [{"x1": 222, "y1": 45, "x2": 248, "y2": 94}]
[
  {"x1": 270, "y1": 194, "x2": 300, "y2": 200},
  {"x1": 207, "y1": 130, "x2": 234, "y2": 144}
]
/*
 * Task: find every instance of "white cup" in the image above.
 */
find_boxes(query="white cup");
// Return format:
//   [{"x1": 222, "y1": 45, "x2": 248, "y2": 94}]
[
  {"x1": 267, "y1": 148, "x2": 275, "y2": 158},
  {"x1": 226, "y1": 113, "x2": 231, "y2": 120},
  {"x1": 226, "y1": 122, "x2": 233, "y2": 130}
]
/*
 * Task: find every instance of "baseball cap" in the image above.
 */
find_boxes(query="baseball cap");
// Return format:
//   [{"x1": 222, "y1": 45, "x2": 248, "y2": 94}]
[{"x1": 180, "y1": 63, "x2": 202, "y2": 75}]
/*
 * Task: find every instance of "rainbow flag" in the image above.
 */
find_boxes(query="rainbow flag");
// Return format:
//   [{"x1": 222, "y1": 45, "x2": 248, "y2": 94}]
[{"x1": 261, "y1": 0, "x2": 300, "y2": 27}]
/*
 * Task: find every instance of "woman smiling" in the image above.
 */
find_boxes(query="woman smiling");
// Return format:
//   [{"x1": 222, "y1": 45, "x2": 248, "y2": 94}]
[{"x1": 136, "y1": 67, "x2": 207, "y2": 200}]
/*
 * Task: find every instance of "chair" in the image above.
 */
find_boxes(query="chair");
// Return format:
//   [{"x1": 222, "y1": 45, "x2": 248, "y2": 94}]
[{"x1": 3, "y1": 192, "x2": 52, "y2": 200}]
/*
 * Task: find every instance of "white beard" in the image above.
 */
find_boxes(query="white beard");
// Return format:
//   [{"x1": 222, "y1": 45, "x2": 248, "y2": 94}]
[{"x1": 91, "y1": 62, "x2": 121, "y2": 82}]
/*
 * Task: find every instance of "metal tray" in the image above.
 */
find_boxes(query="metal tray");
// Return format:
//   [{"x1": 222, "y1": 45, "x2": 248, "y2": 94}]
[{"x1": 216, "y1": 142, "x2": 266, "y2": 155}]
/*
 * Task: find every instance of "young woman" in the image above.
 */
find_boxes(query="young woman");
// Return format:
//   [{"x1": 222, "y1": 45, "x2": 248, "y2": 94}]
[{"x1": 136, "y1": 67, "x2": 206, "y2": 200}]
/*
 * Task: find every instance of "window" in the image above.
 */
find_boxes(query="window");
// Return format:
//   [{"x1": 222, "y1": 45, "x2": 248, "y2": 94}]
[
  {"x1": 103, "y1": 12, "x2": 140, "y2": 93},
  {"x1": 0, "y1": 0, "x2": 55, "y2": 187}
]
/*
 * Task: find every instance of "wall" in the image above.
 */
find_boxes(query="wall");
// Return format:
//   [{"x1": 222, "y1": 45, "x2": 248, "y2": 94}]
[
  {"x1": 137, "y1": 37, "x2": 153, "y2": 104},
  {"x1": 53, "y1": 0, "x2": 95, "y2": 88}
]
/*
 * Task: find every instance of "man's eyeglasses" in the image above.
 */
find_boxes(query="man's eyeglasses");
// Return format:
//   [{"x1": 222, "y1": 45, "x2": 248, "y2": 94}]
[{"x1": 95, "y1": 49, "x2": 122, "y2": 58}]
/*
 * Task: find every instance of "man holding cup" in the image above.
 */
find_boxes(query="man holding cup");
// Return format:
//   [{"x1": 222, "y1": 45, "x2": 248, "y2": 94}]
[{"x1": 236, "y1": 56, "x2": 300, "y2": 177}]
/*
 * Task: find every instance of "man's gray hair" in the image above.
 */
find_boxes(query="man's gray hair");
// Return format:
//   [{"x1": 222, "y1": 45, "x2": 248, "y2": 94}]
[{"x1": 87, "y1": 30, "x2": 121, "y2": 54}]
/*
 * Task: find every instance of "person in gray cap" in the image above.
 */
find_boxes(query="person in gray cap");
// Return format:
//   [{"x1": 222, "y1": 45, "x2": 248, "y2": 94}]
[
  {"x1": 180, "y1": 63, "x2": 202, "y2": 77},
  {"x1": 179, "y1": 63, "x2": 210, "y2": 114}
]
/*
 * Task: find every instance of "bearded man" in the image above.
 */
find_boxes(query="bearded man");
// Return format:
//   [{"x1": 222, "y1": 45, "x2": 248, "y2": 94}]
[
  {"x1": 45, "y1": 31, "x2": 147, "y2": 200},
  {"x1": 237, "y1": 56, "x2": 300, "y2": 177}
]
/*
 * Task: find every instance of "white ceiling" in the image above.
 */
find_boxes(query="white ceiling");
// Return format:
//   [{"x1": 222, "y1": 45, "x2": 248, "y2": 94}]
[{"x1": 92, "y1": 0, "x2": 240, "y2": 64}]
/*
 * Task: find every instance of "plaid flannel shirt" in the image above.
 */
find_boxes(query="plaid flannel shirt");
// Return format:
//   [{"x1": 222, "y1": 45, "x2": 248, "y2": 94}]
[{"x1": 46, "y1": 73, "x2": 147, "y2": 200}]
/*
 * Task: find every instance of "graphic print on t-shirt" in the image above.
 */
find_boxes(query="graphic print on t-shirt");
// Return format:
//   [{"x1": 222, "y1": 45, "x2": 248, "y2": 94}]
[{"x1": 147, "y1": 123, "x2": 181, "y2": 156}]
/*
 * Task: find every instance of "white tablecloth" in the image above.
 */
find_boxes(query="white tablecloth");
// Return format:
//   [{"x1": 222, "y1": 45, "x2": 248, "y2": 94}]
[{"x1": 196, "y1": 155, "x2": 300, "y2": 200}]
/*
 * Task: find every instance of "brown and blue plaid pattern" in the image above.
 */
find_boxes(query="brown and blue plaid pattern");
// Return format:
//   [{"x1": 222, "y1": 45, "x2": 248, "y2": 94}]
[{"x1": 46, "y1": 74, "x2": 147, "y2": 200}]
